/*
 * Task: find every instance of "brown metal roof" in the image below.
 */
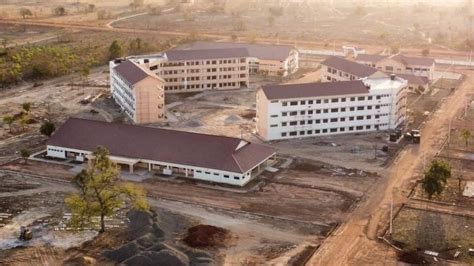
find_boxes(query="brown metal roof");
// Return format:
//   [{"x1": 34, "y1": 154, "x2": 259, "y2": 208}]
[
  {"x1": 47, "y1": 118, "x2": 275, "y2": 174},
  {"x1": 390, "y1": 54, "x2": 435, "y2": 67},
  {"x1": 113, "y1": 60, "x2": 150, "y2": 85},
  {"x1": 355, "y1": 54, "x2": 387, "y2": 63},
  {"x1": 321, "y1": 56, "x2": 380, "y2": 77},
  {"x1": 395, "y1": 73, "x2": 429, "y2": 85},
  {"x1": 173, "y1": 41, "x2": 296, "y2": 61},
  {"x1": 165, "y1": 48, "x2": 249, "y2": 61},
  {"x1": 261, "y1": 80, "x2": 369, "y2": 100}
]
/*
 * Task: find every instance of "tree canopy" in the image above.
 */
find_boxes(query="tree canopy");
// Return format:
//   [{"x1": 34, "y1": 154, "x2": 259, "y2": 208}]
[
  {"x1": 108, "y1": 40, "x2": 123, "y2": 60},
  {"x1": 65, "y1": 146, "x2": 149, "y2": 233},
  {"x1": 421, "y1": 159, "x2": 452, "y2": 199},
  {"x1": 40, "y1": 121, "x2": 56, "y2": 137}
]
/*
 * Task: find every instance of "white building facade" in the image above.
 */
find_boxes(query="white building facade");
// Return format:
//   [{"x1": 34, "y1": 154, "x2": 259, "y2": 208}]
[
  {"x1": 46, "y1": 118, "x2": 276, "y2": 186},
  {"x1": 256, "y1": 77, "x2": 408, "y2": 141}
]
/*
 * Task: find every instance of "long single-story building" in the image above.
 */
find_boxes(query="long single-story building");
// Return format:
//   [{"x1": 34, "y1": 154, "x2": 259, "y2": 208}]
[{"x1": 46, "y1": 118, "x2": 276, "y2": 186}]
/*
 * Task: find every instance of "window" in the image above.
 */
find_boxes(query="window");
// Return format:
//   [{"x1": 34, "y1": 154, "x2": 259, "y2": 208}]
[
  {"x1": 234, "y1": 176, "x2": 240, "y2": 180},
  {"x1": 282, "y1": 122, "x2": 287, "y2": 126},
  {"x1": 290, "y1": 101, "x2": 298, "y2": 106},
  {"x1": 214, "y1": 173, "x2": 219, "y2": 176},
  {"x1": 289, "y1": 131, "x2": 297, "y2": 136},
  {"x1": 300, "y1": 100, "x2": 306, "y2": 105},
  {"x1": 324, "y1": 99, "x2": 329, "y2": 103},
  {"x1": 308, "y1": 120, "x2": 313, "y2": 124},
  {"x1": 224, "y1": 175, "x2": 230, "y2": 178},
  {"x1": 282, "y1": 112, "x2": 288, "y2": 116},
  {"x1": 308, "y1": 110, "x2": 313, "y2": 114},
  {"x1": 290, "y1": 111, "x2": 297, "y2": 116},
  {"x1": 270, "y1": 114, "x2": 278, "y2": 118},
  {"x1": 290, "y1": 121, "x2": 297, "y2": 126},
  {"x1": 322, "y1": 129, "x2": 328, "y2": 133},
  {"x1": 368, "y1": 96, "x2": 373, "y2": 100},
  {"x1": 331, "y1": 98, "x2": 338, "y2": 103},
  {"x1": 340, "y1": 108, "x2": 346, "y2": 112},
  {"x1": 330, "y1": 128, "x2": 337, "y2": 133},
  {"x1": 308, "y1": 100, "x2": 314, "y2": 104},
  {"x1": 340, "y1": 117, "x2": 345, "y2": 122},
  {"x1": 366, "y1": 115, "x2": 371, "y2": 119},
  {"x1": 323, "y1": 119, "x2": 328, "y2": 123},
  {"x1": 300, "y1": 111, "x2": 306, "y2": 115},
  {"x1": 340, "y1": 127, "x2": 345, "y2": 132},
  {"x1": 300, "y1": 131, "x2": 305, "y2": 135},
  {"x1": 367, "y1": 106, "x2": 373, "y2": 110},
  {"x1": 281, "y1": 133, "x2": 287, "y2": 137},
  {"x1": 366, "y1": 125, "x2": 371, "y2": 129},
  {"x1": 330, "y1": 118, "x2": 337, "y2": 122},
  {"x1": 341, "y1": 98, "x2": 346, "y2": 102},
  {"x1": 376, "y1": 95, "x2": 381, "y2": 100},
  {"x1": 315, "y1": 119, "x2": 321, "y2": 124},
  {"x1": 323, "y1": 109, "x2": 329, "y2": 113},
  {"x1": 357, "y1": 116, "x2": 364, "y2": 120},
  {"x1": 316, "y1": 110, "x2": 321, "y2": 114},
  {"x1": 300, "y1": 121, "x2": 306, "y2": 125},
  {"x1": 205, "y1": 171, "x2": 211, "y2": 174},
  {"x1": 357, "y1": 106, "x2": 364, "y2": 110},
  {"x1": 385, "y1": 66, "x2": 393, "y2": 71},
  {"x1": 307, "y1": 130, "x2": 313, "y2": 134},
  {"x1": 270, "y1": 124, "x2": 278, "y2": 127},
  {"x1": 315, "y1": 129, "x2": 321, "y2": 134},
  {"x1": 350, "y1": 107, "x2": 355, "y2": 111},
  {"x1": 282, "y1": 102, "x2": 288, "y2": 106},
  {"x1": 356, "y1": 126, "x2": 363, "y2": 130},
  {"x1": 196, "y1": 170, "x2": 202, "y2": 173},
  {"x1": 375, "y1": 115, "x2": 380, "y2": 119},
  {"x1": 358, "y1": 96, "x2": 365, "y2": 101},
  {"x1": 349, "y1": 126, "x2": 354, "y2": 131},
  {"x1": 316, "y1": 100, "x2": 321, "y2": 104},
  {"x1": 350, "y1": 97, "x2": 355, "y2": 101}
]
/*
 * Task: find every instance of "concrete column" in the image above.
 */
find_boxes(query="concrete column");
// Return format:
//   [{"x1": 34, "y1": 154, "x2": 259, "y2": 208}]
[
  {"x1": 129, "y1": 164, "x2": 134, "y2": 174},
  {"x1": 185, "y1": 168, "x2": 188, "y2": 177},
  {"x1": 148, "y1": 163, "x2": 152, "y2": 171}
]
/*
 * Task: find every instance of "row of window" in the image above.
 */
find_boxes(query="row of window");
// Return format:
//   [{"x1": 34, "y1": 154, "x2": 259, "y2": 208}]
[
  {"x1": 195, "y1": 170, "x2": 244, "y2": 180},
  {"x1": 276, "y1": 104, "x2": 391, "y2": 117},
  {"x1": 271, "y1": 113, "x2": 389, "y2": 127},
  {"x1": 280, "y1": 124, "x2": 388, "y2": 137},
  {"x1": 279, "y1": 95, "x2": 389, "y2": 107},
  {"x1": 164, "y1": 82, "x2": 241, "y2": 91}
]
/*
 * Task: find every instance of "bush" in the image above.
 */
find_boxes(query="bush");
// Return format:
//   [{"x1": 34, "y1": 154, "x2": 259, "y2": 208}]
[{"x1": 40, "y1": 121, "x2": 56, "y2": 137}]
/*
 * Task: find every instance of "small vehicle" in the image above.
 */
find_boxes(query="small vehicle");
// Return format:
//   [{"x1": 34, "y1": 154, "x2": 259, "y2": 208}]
[{"x1": 404, "y1": 129, "x2": 421, "y2": 144}]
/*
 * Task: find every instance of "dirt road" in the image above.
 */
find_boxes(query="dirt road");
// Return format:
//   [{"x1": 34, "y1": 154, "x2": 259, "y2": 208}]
[{"x1": 308, "y1": 70, "x2": 474, "y2": 265}]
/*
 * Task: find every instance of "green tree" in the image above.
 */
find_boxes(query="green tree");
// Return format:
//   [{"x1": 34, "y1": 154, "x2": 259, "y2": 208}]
[
  {"x1": 65, "y1": 146, "x2": 149, "y2": 233},
  {"x1": 3, "y1": 115, "x2": 15, "y2": 133},
  {"x1": 53, "y1": 6, "x2": 66, "y2": 16},
  {"x1": 421, "y1": 159, "x2": 452, "y2": 199},
  {"x1": 421, "y1": 48, "x2": 430, "y2": 57},
  {"x1": 461, "y1": 128, "x2": 471, "y2": 146},
  {"x1": 22, "y1": 102, "x2": 31, "y2": 114},
  {"x1": 268, "y1": 15, "x2": 275, "y2": 26},
  {"x1": 108, "y1": 40, "x2": 123, "y2": 60},
  {"x1": 19, "y1": 8, "x2": 33, "y2": 19},
  {"x1": 86, "y1": 4, "x2": 95, "y2": 13},
  {"x1": 40, "y1": 121, "x2": 56, "y2": 137},
  {"x1": 19, "y1": 115, "x2": 28, "y2": 131},
  {"x1": 20, "y1": 148, "x2": 31, "y2": 164}
]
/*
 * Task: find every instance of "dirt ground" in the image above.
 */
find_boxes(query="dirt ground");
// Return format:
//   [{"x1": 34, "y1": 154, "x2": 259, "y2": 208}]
[{"x1": 392, "y1": 207, "x2": 474, "y2": 264}]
